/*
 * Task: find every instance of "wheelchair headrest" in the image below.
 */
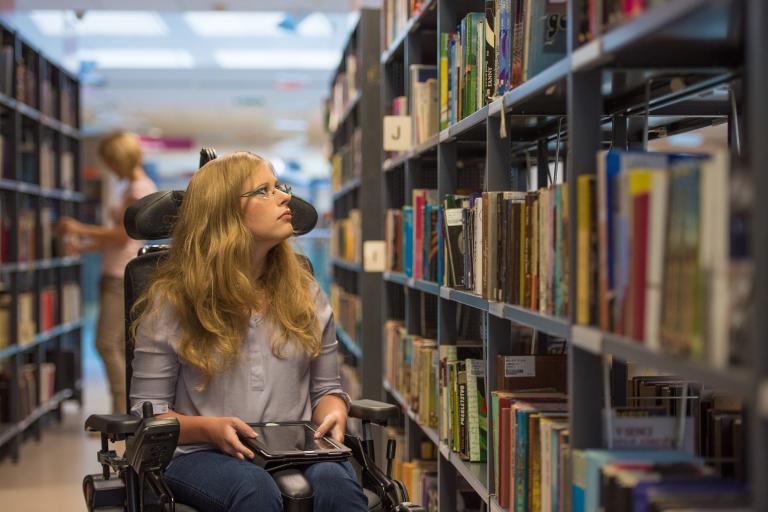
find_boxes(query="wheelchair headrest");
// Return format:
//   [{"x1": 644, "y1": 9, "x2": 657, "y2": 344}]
[
  {"x1": 125, "y1": 190, "x2": 319, "y2": 241},
  {"x1": 124, "y1": 148, "x2": 319, "y2": 241}
]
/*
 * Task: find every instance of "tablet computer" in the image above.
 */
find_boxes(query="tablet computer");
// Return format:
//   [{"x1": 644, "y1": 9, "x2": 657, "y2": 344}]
[{"x1": 240, "y1": 421, "x2": 351, "y2": 471}]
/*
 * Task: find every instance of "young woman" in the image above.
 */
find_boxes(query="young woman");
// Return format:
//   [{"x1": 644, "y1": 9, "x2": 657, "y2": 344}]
[
  {"x1": 129, "y1": 152, "x2": 367, "y2": 512},
  {"x1": 58, "y1": 131, "x2": 157, "y2": 414}
]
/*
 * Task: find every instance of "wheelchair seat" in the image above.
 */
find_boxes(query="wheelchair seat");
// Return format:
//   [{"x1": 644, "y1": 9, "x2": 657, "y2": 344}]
[{"x1": 83, "y1": 148, "x2": 421, "y2": 512}]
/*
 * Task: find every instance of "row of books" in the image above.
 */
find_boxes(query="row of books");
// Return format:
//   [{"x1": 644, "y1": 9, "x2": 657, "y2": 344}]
[
  {"x1": 327, "y1": 52, "x2": 359, "y2": 132},
  {"x1": 384, "y1": 183, "x2": 572, "y2": 317},
  {"x1": 385, "y1": 310, "x2": 747, "y2": 510},
  {"x1": 0, "y1": 283, "x2": 80, "y2": 348},
  {"x1": 385, "y1": 65, "x2": 439, "y2": 151},
  {"x1": 384, "y1": 320, "x2": 440, "y2": 429},
  {"x1": 16, "y1": 52, "x2": 38, "y2": 110},
  {"x1": 330, "y1": 127, "x2": 362, "y2": 192},
  {"x1": 2, "y1": 204, "x2": 74, "y2": 263},
  {"x1": 382, "y1": 0, "x2": 426, "y2": 51},
  {"x1": 12, "y1": 134, "x2": 76, "y2": 189},
  {"x1": 409, "y1": 65, "x2": 438, "y2": 146},
  {"x1": 576, "y1": 148, "x2": 731, "y2": 367},
  {"x1": 0, "y1": 363, "x2": 56, "y2": 422},
  {"x1": 439, "y1": 1, "x2": 567, "y2": 127},
  {"x1": 0, "y1": 44, "x2": 77, "y2": 123},
  {"x1": 330, "y1": 284, "x2": 361, "y2": 347},
  {"x1": 384, "y1": 428, "x2": 438, "y2": 511},
  {"x1": 330, "y1": 209, "x2": 361, "y2": 264}
]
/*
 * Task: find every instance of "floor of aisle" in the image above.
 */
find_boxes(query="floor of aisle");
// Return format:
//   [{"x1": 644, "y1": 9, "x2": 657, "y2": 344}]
[{"x1": 0, "y1": 308, "x2": 113, "y2": 512}]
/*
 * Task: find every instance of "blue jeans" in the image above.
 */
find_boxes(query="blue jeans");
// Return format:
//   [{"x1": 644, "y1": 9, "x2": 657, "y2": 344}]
[{"x1": 164, "y1": 450, "x2": 368, "y2": 512}]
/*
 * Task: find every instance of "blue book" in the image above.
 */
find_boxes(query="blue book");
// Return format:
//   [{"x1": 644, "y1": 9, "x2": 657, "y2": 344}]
[{"x1": 403, "y1": 206, "x2": 413, "y2": 277}]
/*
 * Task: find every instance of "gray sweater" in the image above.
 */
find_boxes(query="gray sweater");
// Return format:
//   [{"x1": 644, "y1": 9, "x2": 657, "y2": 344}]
[{"x1": 129, "y1": 284, "x2": 350, "y2": 456}]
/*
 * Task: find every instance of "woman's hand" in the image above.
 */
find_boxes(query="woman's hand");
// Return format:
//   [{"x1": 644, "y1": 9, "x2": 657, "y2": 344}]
[
  {"x1": 203, "y1": 416, "x2": 258, "y2": 460},
  {"x1": 314, "y1": 410, "x2": 346, "y2": 444},
  {"x1": 57, "y1": 217, "x2": 83, "y2": 236}
]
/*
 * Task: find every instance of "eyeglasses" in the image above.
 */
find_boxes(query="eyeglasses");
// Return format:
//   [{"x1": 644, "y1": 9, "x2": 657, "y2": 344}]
[{"x1": 240, "y1": 182, "x2": 292, "y2": 200}]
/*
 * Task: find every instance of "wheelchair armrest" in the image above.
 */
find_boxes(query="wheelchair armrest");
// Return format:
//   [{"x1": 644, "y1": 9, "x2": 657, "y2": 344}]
[
  {"x1": 85, "y1": 414, "x2": 142, "y2": 436},
  {"x1": 349, "y1": 399, "x2": 398, "y2": 425}
]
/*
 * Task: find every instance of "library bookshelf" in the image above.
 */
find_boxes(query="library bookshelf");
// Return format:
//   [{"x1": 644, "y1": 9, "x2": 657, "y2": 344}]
[
  {"x1": 376, "y1": 0, "x2": 767, "y2": 510},
  {"x1": 327, "y1": 8, "x2": 384, "y2": 399},
  {"x1": 0, "y1": 21, "x2": 84, "y2": 462}
]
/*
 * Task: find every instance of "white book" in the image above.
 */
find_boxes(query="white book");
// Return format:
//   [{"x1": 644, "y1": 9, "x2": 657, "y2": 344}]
[{"x1": 644, "y1": 171, "x2": 669, "y2": 351}]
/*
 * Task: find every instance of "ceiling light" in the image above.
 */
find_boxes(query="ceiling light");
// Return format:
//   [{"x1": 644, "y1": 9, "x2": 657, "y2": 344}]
[
  {"x1": 297, "y1": 13, "x2": 333, "y2": 37},
  {"x1": 214, "y1": 49, "x2": 338, "y2": 70},
  {"x1": 274, "y1": 119, "x2": 308, "y2": 131},
  {"x1": 78, "y1": 49, "x2": 195, "y2": 69},
  {"x1": 184, "y1": 12, "x2": 287, "y2": 37},
  {"x1": 30, "y1": 10, "x2": 168, "y2": 36}
]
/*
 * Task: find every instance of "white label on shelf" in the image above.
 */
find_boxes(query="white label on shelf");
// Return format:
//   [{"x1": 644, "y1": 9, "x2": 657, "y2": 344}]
[
  {"x1": 407, "y1": 278, "x2": 415, "y2": 288},
  {"x1": 504, "y1": 356, "x2": 536, "y2": 378},
  {"x1": 571, "y1": 38, "x2": 602, "y2": 71},
  {"x1": 440, "y1": 287, "x2": 451, "y2": 299},
  {"x1": 383, "y1": 116, "x2": 413, "y2": 151},
  {"x1": 439, "y1": 128, "x2": 450, "y2": 143},
  {"x1": 759, "y1": 380, "x2": 768, "y2": 419},
  {"x1": 572, "y1": 325, "x2": 603, "y2": 354},
  {"x1": 488, "y1": 301, "x2": 504, "y2": 317},
  {"x1": 363, "y1": 240, "x2": 386, "y2": 272}
]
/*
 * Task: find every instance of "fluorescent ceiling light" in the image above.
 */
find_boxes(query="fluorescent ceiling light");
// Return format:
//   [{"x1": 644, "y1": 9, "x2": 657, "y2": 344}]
[
  {"x1": 30, "y1": 10, "x2": 168, "y2": 36},
  {"x1": 78, "y1": 49, "x2": 195, "y2": 69},
  {"x1": 297, "y1": 13, "x2": 333, "y2": 37},
  {"x1": 214, "y1": 49, "x2": 338, "y2": 70},
  {"x1": 274, "y1": 119, "x2": 309, "y2": 131},
  {"x1": 184, "y1": 12, "x2": 287, "y2": 37}
]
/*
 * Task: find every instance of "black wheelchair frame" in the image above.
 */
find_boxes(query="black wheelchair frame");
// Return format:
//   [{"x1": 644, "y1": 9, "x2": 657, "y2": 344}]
[{"x1": 81, "y1": 149, "x2": 423, "y2": 512}]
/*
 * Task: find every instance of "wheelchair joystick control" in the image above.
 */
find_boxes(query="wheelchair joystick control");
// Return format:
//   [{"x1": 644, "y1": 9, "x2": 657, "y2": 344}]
[
  {"x1": 142, "y1": 401, "x2": 154, "y2": 419},
  {"x1": 386, "y1": 439, "x2": 396, "y2": 479}
]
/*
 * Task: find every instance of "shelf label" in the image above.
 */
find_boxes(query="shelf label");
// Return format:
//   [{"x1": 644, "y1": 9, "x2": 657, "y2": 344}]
[
  {"x1": 363, "y1": 240, "x2": 386, "y2": 272},
  {"x1": 572, "y1": 325, "x2": 603, "y2": 354},
  {"x1": 440, "y1": 287, "x2": 451, "y2": 299},
  {"x1": 488, "y1": 301, "x2": 504, "y2": 317},
  {"x1": 383, "y1": 116, "x2": 413, "y2": 151},
  {"x1": 504, "y1": 356, "x2": 536, "y2": 378},
  {"x1": 439, "y1": 128, "x2": 451, "y2": 143},
  {"x1": 571, "y1": 38, "x2": 602, "y2": 72},
  {"x1": 407, "y1": 278, "x2": 415, "y2": 288}
]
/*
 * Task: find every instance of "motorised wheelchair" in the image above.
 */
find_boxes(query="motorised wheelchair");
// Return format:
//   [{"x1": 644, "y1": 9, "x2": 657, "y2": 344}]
[{"x1": 82, "y1": 149, "x2": 423, "y2": 512}]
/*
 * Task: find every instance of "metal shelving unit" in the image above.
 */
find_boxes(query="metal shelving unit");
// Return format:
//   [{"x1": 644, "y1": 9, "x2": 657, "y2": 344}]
[
  {"x1": 0, "y1": 20, "x2": 83, "y2": 463},
  {"x1": 378, "y1": 0, "x2": 764, "y2": 509},
  {"x1": 327, "y1": 8, "x2": 383, "y2": 399}
]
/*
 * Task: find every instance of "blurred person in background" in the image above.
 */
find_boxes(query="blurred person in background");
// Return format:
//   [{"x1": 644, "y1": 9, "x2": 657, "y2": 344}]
[{"x1": 57, "y1": 131, "x2": 157, "y2": 414}]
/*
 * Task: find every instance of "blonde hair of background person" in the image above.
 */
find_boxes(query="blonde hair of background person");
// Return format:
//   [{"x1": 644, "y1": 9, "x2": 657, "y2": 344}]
[
  {"x1": 57, "y1": 130, "x2": 157, "y2": 414},
  {"x1": 133, "y1": 152, "x2": 321, "y2": 389}
]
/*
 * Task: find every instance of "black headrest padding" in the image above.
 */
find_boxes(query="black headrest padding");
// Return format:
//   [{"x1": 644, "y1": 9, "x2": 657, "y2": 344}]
[{"x1": 125, "y1": 190, "x2": 184, "y2": 241}]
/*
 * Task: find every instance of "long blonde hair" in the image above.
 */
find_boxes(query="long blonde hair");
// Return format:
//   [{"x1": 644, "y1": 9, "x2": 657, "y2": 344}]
[{"x1": 133, "y1": 152, "x2": 320, "y2": 388}]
